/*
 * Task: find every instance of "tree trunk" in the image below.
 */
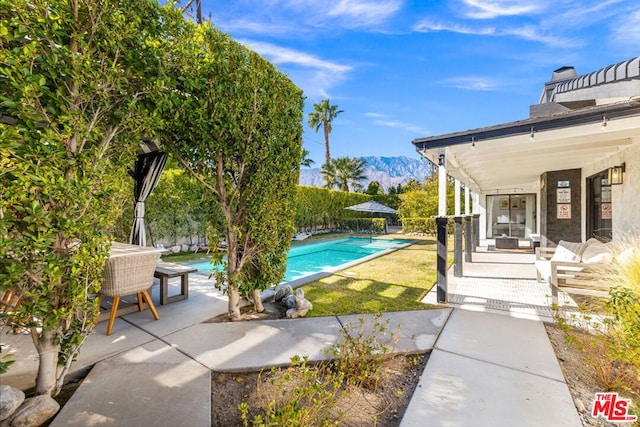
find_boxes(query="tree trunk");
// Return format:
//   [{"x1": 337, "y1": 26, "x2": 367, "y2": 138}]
[
  {"x1": 33, "y1": 329, "x2": 60, "y2": 396},
  {"x1": 227, "y1": 285, "x2": 241, "y2": 321},
  {"x1": 323, "y1": 120, "x2": 330, "y2": 165},
  {"x1": 251, "y1": 289, "x2": 264, "y2": 313}
]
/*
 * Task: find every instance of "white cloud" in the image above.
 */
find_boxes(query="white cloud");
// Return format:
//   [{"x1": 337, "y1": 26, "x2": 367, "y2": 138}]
[
  {"x1": 366, "y1": 112, "x2": 429, "y2": 134},
  {"x1": 328, "y1": 0, "x2": 403, "y2": 26},
  {"x1": 215, "y1": 19, "x2": 297, "y2": 37},
  {"x1": 460, "y1": 0, "x2": 544, "y2": 19},
  {"x1": 239, "y1": 40, "x2": 353, "y2": 99},
  {"x1": 413, "y1": 19, "x2": 496, "y2": 35},
  {"x1": 281, "y1": 0, "x2": 402, "y2": 28},
  {"x1": 413, "y1": 19, "x2": 575, "y2": 47},
  {"x1": 442, "y1": 77, "x2": 500, "y2": 91},
  {"x1": 613, "y1": 9, "x2": 640, "y2": 44}
]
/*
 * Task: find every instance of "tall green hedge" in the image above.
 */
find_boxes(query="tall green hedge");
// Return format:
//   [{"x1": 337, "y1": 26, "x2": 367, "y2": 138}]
[{"x1": 295, "y1": 186, "x2": 399, "y2": 231}]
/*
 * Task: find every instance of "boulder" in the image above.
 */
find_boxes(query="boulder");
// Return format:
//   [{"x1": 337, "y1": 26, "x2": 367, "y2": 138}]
[
  {"x1": 8, "y1": 395, "x2": 59, "y2": 427},
  {"x1": 170, "y1": 245, "x2": 181, "y2": 253},
  {"x1": 181, "y1": 244, "x2": 189, "y2": 252},
  {"x1": 0, "y1": 386, "x2": 24, "y2": 422},
  {"x1": 285, "y1": 288, "x2": 313, "y2": 318}
]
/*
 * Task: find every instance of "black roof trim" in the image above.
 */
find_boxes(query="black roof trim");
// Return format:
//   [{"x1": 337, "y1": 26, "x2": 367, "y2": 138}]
[{"x1": 413, "y1": 98, "x2": 640, "y2": 150}]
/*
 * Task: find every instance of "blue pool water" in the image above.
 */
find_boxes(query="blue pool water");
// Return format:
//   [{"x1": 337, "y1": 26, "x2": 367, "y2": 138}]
[{"x1": 188, "y1": 237, "x2": 412, "y2": 283}]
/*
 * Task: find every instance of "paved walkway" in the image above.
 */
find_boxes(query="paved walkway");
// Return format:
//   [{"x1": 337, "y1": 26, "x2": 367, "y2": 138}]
[{"x1": 2, "y1": 247, "x2": 583, "y2": 426}]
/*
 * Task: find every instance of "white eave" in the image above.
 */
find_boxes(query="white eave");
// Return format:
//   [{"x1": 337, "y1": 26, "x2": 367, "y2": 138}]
[{"x1": 413, "y1": 98, "x2": 640, "y2": 194}]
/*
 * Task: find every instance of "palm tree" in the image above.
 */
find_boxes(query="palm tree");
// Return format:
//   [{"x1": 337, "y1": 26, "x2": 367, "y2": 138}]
[
  {"x1": 321, "y1": 156, "x2": 367, "y2": 192},
  {"x1": 307, "y1": 99, "x2": 343, "y2": 167},
  {"x1": 300, "y1": 148, "x2": 314, "y2": 168}
]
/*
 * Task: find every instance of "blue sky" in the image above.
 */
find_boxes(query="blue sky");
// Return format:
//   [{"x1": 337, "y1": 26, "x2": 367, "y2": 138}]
[{"x1": 199, "y1": 0, "x2": 639, "y2": 166}]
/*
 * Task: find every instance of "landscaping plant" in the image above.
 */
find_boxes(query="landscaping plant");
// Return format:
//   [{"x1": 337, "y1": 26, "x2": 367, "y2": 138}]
[
  {"x1": 554, "y1": 235, "x2": 640, "y2": 410},
  {"x1": 0, "y1": 0, "x2": 185, "y2": 395},
  {"x1": 239, "y1": 355, "x2": 346, "y2": 427},
  {"x1": 159, "y1": 22, "x2": 304, "y2": 320},
  {"x1": 328, "y1": 314, "x2": 400, "y2": 387}
]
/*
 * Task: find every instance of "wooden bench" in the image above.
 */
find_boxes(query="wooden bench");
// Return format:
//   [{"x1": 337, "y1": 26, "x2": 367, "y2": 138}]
[
  {"x1": 535, "y1": 244, "x2": 613, "y2": 306},
  {"x1": 154, "y1": 262, "x2": 198, "y2": 305}
]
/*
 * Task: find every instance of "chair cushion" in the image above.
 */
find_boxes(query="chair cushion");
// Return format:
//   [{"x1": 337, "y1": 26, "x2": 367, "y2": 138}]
[
  {"x1": 551, "y1": 240, "x2": 588, "y2": 262},
  {"x1": 581, "y1": 241, "x2": 613, "y2": 264}
]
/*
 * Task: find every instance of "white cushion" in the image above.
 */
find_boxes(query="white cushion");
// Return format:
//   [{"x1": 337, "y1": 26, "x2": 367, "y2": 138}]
[
  {"x1": 581, "y1": 241, "x2": 613, "y2": 264},
  {"x1": 551, "y1": 240, "x2": 588, "y2": 262}
]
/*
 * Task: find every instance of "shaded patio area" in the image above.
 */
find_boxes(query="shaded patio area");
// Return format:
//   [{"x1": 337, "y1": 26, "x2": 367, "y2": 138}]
[{"x1": 423, "y1": 242, "x2": 578, "y2": 322}]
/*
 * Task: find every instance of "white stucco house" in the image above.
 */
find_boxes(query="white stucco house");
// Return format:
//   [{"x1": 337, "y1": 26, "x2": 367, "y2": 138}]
[{"x1": 413, "y1": 57, "x2": 640, "y2": 246}]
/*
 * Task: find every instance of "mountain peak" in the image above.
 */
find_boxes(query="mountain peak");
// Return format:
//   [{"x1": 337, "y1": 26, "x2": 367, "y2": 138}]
[{"x1": 299, "y1": 156, "x2": 432, "y2": 191}]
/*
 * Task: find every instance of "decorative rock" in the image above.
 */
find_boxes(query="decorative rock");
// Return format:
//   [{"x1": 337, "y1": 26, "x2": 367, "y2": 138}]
[
  {"x1": 170, "y1": 245, "x2": 181, "y2": 253},
  {"x1": 181, "y1": 244, "x2": 189, "y2": 252},
  {"x1": 8, "y1": 395, "x2": 59, "y2": 427},
  {"x1": 189, "y1": 244, "x2": 199, "y2": 253},
  {"x1": 285, "y1": 288, "x2": 313, "y2": 318},
  {"x1": 273, "y1": 285, "x2": 293, "y2": 303},
  {"x1": 0, "y1": 385, "x2": 25, "y2": 422}
]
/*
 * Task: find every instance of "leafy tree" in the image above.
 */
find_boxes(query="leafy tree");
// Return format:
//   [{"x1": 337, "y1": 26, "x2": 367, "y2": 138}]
[
  {"x1": 0, "y1": 0, "x2": 181, "y2": 395},
  {"x1": 388, "y1": 183, "x2": 404, "y2": 195},
  {"x1": 321, "y1": 156, "x2": 367, "y2": 192},
  {"x1": 403, "y1": 179, "x2": 422, "y2": 192},
  {"x1": 365, "y1": 180, "x2": 383, "y2": 195},
  {"x1": 160, "y1": 23, "x2": 304, "y2": 320},
  {"x1": 398, "y1": 176, "x2": 458, "y2": 219},
  {"x1": 307, "y1": 99, "x2": 343, "y2": 183},
  {"x1": 397, "y1": 190, "x2": 436, "y2": 219}
]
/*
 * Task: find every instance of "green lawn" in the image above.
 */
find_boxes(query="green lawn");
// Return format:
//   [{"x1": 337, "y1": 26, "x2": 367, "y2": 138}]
[
  {"x1": 159, "y1": 233, "x2": 454, "y2": 317},
  {"x1": 303, "y1": 235, "x2": 452, "y2": 317}
]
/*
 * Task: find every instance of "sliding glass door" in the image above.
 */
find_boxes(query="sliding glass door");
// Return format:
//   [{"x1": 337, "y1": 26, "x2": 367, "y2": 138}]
[{"x1": 486, "y1": 194, "x2": 536, "y2": 238}]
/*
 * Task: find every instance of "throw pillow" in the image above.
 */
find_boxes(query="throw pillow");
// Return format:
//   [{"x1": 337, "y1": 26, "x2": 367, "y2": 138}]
[
  {"x1": 551, "y1": 240, "x2": 588, "y2": 262},
  {"x1": 581, "y1": 241, "x2": 613, "y2": 264}
]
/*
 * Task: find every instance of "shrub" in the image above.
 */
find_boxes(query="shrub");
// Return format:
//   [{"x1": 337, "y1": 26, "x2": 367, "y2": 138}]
[
  {"x1": 554, "y1": 234, "x2": 640, "y2": 393},
  {"x1": 327, "y1": 314, "x2": 399, "y2": 387},
  {"x1": 401, "y1": 217, "x2": 438, "y2": 235},
  {"x1": 239, "y1": 355, "x2": 346, "y2": 427}
]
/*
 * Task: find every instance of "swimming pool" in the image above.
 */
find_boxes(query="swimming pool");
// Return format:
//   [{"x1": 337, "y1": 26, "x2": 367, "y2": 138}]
[{"x1": 188, "y1": 237, "x2": 413, "y2": 284}]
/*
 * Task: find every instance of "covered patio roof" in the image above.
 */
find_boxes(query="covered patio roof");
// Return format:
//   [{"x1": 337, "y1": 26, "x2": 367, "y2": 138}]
[{"x1": 413, "y1": 97, "x2": 640, "y2": 194}]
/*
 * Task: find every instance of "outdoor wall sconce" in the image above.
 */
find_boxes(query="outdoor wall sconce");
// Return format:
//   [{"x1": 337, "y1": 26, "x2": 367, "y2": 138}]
[
  {"x1": 601, "y1": 115, "x2": 608, "y2": 131},
  {"x1": 529, "y1": 127, "x2": 535, "y2": 142},
  {"x1": 438, "y1": 152, "x2": 445, "y2": 166},
  {"x1": 608, "y1": 163, "x2": 625, "y2": 185}
]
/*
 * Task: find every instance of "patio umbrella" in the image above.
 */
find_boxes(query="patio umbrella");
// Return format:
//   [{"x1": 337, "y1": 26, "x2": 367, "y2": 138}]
[
  {"x1": 345, "y1": 200, "x2": 397, "y2": 240},
  {"x1": 345, "y1": 200, "x2": 397, "y2": 215},
  {"x1": 129, "y1": 151, "x2": 167, "y2": 246}
]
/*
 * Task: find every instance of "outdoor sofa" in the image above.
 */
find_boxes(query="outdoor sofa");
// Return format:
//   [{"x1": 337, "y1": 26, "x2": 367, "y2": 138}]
[{"x1": 535, "y1": 238, "x2": 615, "y2": 306}]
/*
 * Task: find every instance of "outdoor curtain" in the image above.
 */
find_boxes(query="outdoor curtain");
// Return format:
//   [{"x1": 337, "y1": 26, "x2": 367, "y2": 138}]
[{"x1": 129, "y1": 151, "x2": 168, "y2": 246}]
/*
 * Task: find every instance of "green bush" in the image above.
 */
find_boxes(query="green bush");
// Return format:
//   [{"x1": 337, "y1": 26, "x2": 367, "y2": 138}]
[
  {"x1": 401, "y1": 217, "x2": 438, "y2": 235},
  {"x1": 240, "y1": 355, "x2": 346, "y2": 427},
  {"x1": 341, "y1": 218, "x2": 386, "y2": 233},
  {"x1": 327, "y1": 314, "x2": 399, "y2": 387}
]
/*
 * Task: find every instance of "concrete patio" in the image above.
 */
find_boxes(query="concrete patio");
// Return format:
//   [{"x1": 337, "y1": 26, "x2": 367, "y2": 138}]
[{"x1": 1, "y1": 243, "x2": 583, "y2": 426}]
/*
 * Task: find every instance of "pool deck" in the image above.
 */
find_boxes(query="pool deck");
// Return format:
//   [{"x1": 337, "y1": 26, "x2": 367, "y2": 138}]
[{"x1": 1, "y1": 242, "x2": 583, "y2": 426}]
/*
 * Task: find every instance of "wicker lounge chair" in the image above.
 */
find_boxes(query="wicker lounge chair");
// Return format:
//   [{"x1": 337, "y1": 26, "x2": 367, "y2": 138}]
[{"x1": 102, "y1": 242, "x2": 163, "y2": 335}]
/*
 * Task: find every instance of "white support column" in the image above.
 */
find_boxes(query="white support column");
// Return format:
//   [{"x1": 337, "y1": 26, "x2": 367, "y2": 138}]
[
  {"x1": 472, "y1": 192, "x2": 480, "y2": 214},
  {"x1": 438, "y1": 152, "x2": 447, "y2": 217},
  {"x1": 454, "y1": 179, "x2": 461, "y2": 216},
  {"x1": 464, "y1": 186, "x2": 470, "y2": 215}
]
